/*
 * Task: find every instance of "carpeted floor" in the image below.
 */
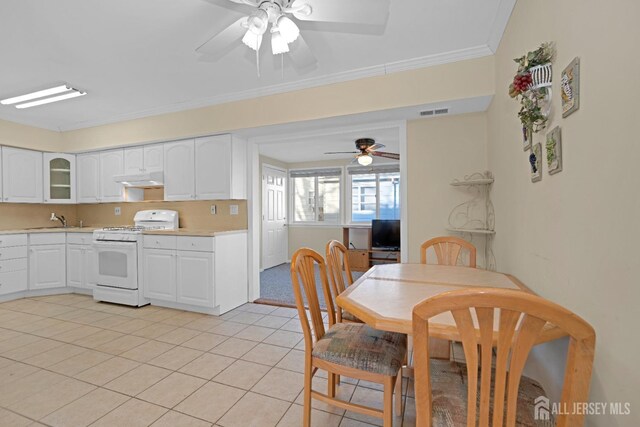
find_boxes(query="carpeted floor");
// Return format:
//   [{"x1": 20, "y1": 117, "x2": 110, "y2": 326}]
[{"x1": 259, "y1": 263, "x2": 363, "y2": 309}]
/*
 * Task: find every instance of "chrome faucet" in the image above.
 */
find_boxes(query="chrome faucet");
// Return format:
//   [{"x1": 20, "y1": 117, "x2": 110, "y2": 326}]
[{"x1": 50, "y1": 212, "x2": 67, "y2": 228}]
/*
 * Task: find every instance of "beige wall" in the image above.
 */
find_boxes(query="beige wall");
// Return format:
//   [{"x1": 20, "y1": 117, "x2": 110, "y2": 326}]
[
  {"x1": 0, "y1": 118, "x2": 62, "y2": 152},
  {"x1": 0, "y1": 200, "x2": 246, "y2": 231},
  {"x1": 77, "y1": 200, "x2": 247, "y2": 230},
  {"x1": 0, "y1": 203, "x2": 78, "y2": 231},
  {"x1": 60, "y1": 56, "x2": 494, "y2": 152},
  {"x1": 406, "y1": 113, "x2": 488, "y2": 264},
  {"x1": 288, "y1": 226, "x2": 343, "y2": 259},
  {"x1": 487, "y1": 0, "x2": 640, "y2": 424}
]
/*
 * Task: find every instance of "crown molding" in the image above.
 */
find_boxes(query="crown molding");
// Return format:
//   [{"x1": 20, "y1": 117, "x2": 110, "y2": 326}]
[
  {"x1": 56, "y1": 45, "x2": 493, "y2": 132},
  {"x1": 486, "y1": 0, "x2": 516, "y2": 53}
]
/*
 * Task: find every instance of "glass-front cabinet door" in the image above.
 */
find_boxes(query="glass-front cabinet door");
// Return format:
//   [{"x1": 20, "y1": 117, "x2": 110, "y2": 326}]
[{"x1": 43, "y1": 153, "x2": 76, "y2": 203}]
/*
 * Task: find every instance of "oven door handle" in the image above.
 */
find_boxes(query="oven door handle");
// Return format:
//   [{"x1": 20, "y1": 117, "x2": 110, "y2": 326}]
[{"x1": 93, "y1": 241, "x2": 137, "y2": 249}]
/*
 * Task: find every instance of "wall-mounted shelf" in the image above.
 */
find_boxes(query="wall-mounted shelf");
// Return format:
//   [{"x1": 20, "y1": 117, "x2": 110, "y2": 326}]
[
  {"x1": 446, "y1": 227, "x2": 495, "y2": 235},
  {"x1": 50, "y1": 184, "x2": 72, "y2": 188},
  {"x1": 450, "y1": 178, "x2": 494, "y2": 186},
  {"x1": 447, "y1": 171, "x2": 496, "y2": 270},
  {"x1": 50, "y1": 168, "x2": 71, "y2": 173}
]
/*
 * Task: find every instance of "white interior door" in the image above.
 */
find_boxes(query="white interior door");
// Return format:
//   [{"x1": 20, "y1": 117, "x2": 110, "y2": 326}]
[{"x1": 262, "y1": 166, "x2": 288, "y2": 270}]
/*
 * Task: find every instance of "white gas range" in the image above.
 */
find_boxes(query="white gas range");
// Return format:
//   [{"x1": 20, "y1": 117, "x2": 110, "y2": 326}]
[{"x1": 92, "y1": 210, "x2": 178, "y2": 307}]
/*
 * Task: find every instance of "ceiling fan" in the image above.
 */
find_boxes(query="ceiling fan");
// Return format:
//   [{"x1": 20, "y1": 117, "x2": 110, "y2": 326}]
[
  {"x1": 325, "y1": 138, "x2": 399, "y2": 166},
  {"x1": 196, "y1": 0, "x2": 390, "y2": 70}
]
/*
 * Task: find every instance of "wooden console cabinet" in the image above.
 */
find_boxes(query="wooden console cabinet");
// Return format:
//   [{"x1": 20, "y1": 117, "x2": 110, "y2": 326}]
[{"x1": 342, "y1": 226, "x2": 401, "y2": 271}]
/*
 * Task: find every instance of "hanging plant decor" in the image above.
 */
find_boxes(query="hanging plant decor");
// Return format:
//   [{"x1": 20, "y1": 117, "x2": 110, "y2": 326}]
[{"x1": 509, "y1": 42, "x2": 555, "y2": 133}]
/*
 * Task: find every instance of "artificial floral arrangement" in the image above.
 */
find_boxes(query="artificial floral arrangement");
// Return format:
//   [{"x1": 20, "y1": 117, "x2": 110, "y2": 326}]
[{"x1": 509, "y1": 42, "x2": 555, "y2": 133}]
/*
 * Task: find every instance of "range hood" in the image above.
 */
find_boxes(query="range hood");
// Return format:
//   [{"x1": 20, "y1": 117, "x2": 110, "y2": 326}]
[{"x1": 114, "y1": 171, "x2": 164, "y2": 187}]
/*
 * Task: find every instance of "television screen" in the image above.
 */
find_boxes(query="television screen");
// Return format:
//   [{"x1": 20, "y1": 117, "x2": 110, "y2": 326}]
[{"x1": 371, "y1": 220, "x2": 400, "y2": 250}]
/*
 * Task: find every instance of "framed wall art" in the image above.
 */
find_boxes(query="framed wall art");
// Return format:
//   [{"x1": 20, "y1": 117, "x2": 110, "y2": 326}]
[
  {"x1": 561, "y1": 57, "x2": 580, "y2": 117},
  {"x1": 546, "y1": 126, "x2": 563, "y2": 174},
  {"x1": 530, "y1": 143, "x2": 542, "y2": 182},
  {"x1": 522, "y1": 126, "x2": 532, "y2": 151}
]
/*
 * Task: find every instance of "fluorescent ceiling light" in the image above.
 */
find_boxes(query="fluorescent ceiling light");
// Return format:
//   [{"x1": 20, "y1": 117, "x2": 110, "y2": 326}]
[
  {"x1": 1, "y1": 85, "x2": 72, "y2": 105},
  {"x1": 15, "y1": 91, "x2": 86, "y2": 109}
]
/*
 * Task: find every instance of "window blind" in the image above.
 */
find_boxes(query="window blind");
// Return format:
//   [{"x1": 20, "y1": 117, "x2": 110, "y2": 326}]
[
  {"x1": 347, "y1": 164, "x2": 400, "y2": 175},
  {"x1": 289, "y1": 168, "x2": 342, "y2": 178}
]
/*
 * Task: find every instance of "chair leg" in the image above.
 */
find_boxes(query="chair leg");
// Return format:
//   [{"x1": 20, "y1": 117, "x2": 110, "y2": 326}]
[
  {"x1": 383, "y1": 376, "x2": 394, "y2": 427},
  {"x1": 328, "y1": 372, "x2": 336, "y2": 398},
  {"x1": 303, "y1": 362, "x2": 313, "y2": 427},
  {"x1": 395, "y1": 370, "x2": 403, "y2": 414}
]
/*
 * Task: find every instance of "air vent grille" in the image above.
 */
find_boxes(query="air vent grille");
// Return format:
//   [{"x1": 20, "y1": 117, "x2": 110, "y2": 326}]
[{"x1": 419, "y1": 108, "x2": 449, "y2": 117}]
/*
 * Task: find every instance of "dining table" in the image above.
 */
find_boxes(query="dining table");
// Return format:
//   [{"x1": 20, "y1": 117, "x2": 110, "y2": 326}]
[{"x1": 336, "y1": 263, "x2": 566, "y2": 344}]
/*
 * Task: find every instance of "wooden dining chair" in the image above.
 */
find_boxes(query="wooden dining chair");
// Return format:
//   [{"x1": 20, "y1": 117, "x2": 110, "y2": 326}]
[
  {"x1": 412, "y1": 288, "x2": 596, "y2": 427},
  {"x1": 291, "y1": 248, "x2": 407, "y2": 427},
  {"x1": 326, "y1": 240, "x2": 363, "y2": 323},
  {"x1": 420, "y1": 236, "x2": 477, "y2": 268}
]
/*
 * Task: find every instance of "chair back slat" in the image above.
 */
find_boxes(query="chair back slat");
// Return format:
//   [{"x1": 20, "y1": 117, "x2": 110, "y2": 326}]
[
  {"x1": 476, "y1": 307, "x2": 495, "y2": 427},
  {"x1": 420, "y1": 236, "x2": 477, "y2": 268},
  {"x1": 291, "y1": 248, "x2": 335, "y2": 348},
  {"x1": 325, "y1": 240, "x2": 354, "y2": 323},
  {"x1": 504, "y1": 314, "x2": 547, "y2": 426},
  {"x1": 451, "y1": 308, "x2": 479, "y2": 426},
  {"x1": 412, "y1": 288, "x2": 596, "y2": 427},
  {"x1": 492, "y1": 309, "x2": 521, "y2": 427}
]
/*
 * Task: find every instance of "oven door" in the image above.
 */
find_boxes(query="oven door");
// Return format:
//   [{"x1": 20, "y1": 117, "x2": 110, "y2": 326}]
[{"x1": 93, "y1": 241, "x2": 138, "y2": 290}]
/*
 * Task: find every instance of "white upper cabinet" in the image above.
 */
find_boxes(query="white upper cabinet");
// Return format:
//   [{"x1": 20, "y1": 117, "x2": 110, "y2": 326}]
[
  {"x1": 43, "y1": 153, "x2": 76, "y2": 204},
  {"x1": 124, "y1": 144, "x2": 163, "y2": 175},
  {"x1": 123, "y1": 147, "x2": 144, "y2": 175},
  {"x1": 195, "y1": 135, "x2": 232, "y2": 200},
  {"x1": 164, "y1": 140, "x2": 195, "y2": 201},
  {"x1": 144, "y1": 144, "x2": 164, "y2": 173},
  {"x1": 99, "y1": 149, "x2": 124, "y2": 202},
  {"x1": 77, "y1": 153, "x2": 100, "y2": 203},
  {"x1": 1, "y1": 147, "x2": 43, "y2": 203}
]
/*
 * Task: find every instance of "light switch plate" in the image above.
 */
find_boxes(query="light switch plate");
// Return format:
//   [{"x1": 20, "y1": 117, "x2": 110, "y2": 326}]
[
  {"x1": 114, "y1": 207, "x2": 121, "y2": 216},
  {"x1": 210, "y1": 205, "x2": 217, "y2": 215},
  {"x1": 230, "y1": 204, "x2": 239, "y2": 215}
]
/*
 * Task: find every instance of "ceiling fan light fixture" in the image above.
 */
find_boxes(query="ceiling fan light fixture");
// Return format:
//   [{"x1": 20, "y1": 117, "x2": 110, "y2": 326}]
[
  {"x1": 247, "y1": 9, "x2": 268, "y2": 35},
  {"x1": 276, "y1": 15, "x2": 300, "y2": 43},
  {"x1": 357, "y1": 154, "x2": 373, "y2": 166},
  {"x1": 242, "y1": 29, "x2": 263, "y2": 51},
  {"x1": 271, "y1": 28, "x2": 289, "y2": 55}
]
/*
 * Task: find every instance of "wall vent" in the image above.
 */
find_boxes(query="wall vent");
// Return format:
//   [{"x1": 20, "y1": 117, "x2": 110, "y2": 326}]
[
  {"x1": 419, "y1": 110, "x2": 434, "y2": 116},
  {"x1": 420, "y1": 108, "x2": 449, "y2": 117},
  {"x1": 434, "y1": 108, "x2": 449, "y2": 115}
]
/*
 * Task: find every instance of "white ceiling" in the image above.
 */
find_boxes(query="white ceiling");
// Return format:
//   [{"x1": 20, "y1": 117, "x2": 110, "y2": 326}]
[{"x1": 0, "y1": 0, "x2": 513, "y2": 131}]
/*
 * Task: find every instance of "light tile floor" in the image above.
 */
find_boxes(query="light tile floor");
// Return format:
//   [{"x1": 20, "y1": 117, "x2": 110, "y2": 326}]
[{"x1": 0, "y1": 294, "x2": 417, "y2": 426}]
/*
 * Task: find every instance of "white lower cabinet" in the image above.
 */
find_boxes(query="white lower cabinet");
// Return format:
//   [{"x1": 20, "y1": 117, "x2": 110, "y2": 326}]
[
  {"x1": 144, "y1": 248, "x2": 176, "y2": 302},
  {"x1": 143, "y1": 243, "x2": 214, "y2": 309},
  {"x1": 177, "y1": 250, "x2": 214, "y2": 308},
  {"x1": 0, "y1": 234, "x2": 28, "y2": 296},
  {"x1": 143, "y1": 235, "x2": 248, "y2": 313},
  {"x1": 67, "y1": 243, "x2": 97, "y2": 289},
  {"x1": 29, "y1": 243, "x2": 66, "y2": 291}
]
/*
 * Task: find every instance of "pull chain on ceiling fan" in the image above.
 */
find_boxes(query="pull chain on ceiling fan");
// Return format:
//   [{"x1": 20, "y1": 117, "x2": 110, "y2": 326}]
[{"x1": 197, "y1": 0, "x2": 390, "y2": 73}]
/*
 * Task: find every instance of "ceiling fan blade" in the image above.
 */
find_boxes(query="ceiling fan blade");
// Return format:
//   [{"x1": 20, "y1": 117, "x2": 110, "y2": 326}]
[
  {"x1": 367, "y1": 143, "x2": 386, "y2": 151},
  {"x1": 371, "y1": 151, "x2": 400, "y2": 160},
  {"x1": 196, "y1": 17, "x2": 248, "y2": 58},
  {"x1": 287, "y1": 34, "x2": 317, "y2": 68},
  {"x1": 325, "y1": 151, "x2": 359, "y2": 154},
  {"x1": 290, "y1": 0, "x2": 390, "y2": 25},
  {"x1": 226, "y1": 0, "x2": 258, "y2": 5}
]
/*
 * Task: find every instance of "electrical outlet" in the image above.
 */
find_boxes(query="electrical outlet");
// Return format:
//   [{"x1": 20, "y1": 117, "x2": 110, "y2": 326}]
[
  {"x1": 210, "y1": 204, "x2": 217, "y2": 215},
  {"x1": 230, "y1": 204, "x2": 239, "y2": 215},
  {"x1": 114, "y1": 207, "x2": 121, "y2": 216}
]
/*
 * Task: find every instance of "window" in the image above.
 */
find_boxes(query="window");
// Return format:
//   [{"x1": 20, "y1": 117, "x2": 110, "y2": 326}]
[
  {"x1": 349, "y1": 165, "x2": 400, "y2": 222},
  {"x1": 290, "y1": 168, "x2": 341, "y2": 223}
]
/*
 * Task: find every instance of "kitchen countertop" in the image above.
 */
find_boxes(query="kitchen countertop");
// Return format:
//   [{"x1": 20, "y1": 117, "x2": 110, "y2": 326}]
[
  {"x1": 142, "y1": 229, "x2": 248, "y2": 237},
  {"x1": 0, "y1": 227, "x2": 99, "y2": 235},
  {"x1": 0, "y1": 227, "x2": 247, "y2": 236}
]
